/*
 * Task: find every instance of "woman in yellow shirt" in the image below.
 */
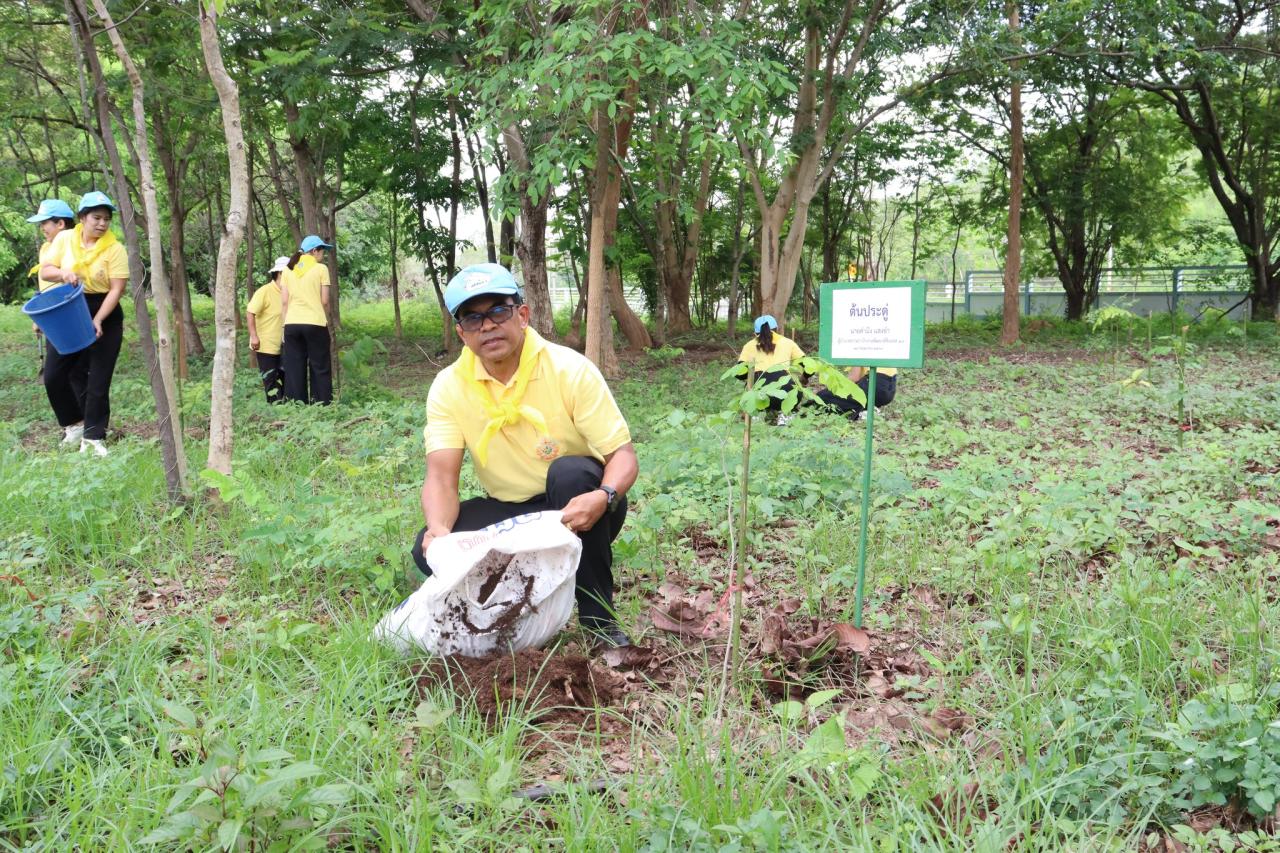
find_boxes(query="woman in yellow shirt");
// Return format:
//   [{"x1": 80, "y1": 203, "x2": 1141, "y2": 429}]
[
  {"x1": 737, "y1": 315, "x2": 806, "y2": 419},
  {"x1": 247, "y1": 256, "x2": 289, "y2": 403},
  {"x1": 280, "y1": 234, "x2": 333, "y2": 404},
  {"x1": 27, "y1": 200, "x2": 89, "y2": 444},
  {"x1": 38, "y1": 191, "x2": 128, "y2": 456}
]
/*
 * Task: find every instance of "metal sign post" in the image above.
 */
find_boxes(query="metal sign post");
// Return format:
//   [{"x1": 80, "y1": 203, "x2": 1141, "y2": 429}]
[{"x1": 819, "y1": 280, "x2": 926, "y2": 628}]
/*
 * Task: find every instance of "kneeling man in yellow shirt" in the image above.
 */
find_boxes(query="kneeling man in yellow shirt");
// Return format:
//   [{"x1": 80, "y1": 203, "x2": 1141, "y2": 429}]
[{"x1": 413, "y1": 264, "x2": 640, "y2": 649}]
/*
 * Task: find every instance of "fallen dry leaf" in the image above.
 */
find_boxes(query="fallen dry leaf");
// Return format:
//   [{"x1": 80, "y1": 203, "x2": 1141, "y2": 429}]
[
  {"x1": 601, "y1": 645, "x2": 656, "y2": 671},
  {"x1": 832, "y1": 623, "x2": 870, "y2": 654},
  {"x1": 649, "y1": 603, "x2": 720, "y2": 638}
]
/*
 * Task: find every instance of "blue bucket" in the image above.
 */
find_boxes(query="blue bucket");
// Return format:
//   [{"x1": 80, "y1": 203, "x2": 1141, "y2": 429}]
[{"x1": 23, "y1": 283, "x2": 96, "y2": 355}]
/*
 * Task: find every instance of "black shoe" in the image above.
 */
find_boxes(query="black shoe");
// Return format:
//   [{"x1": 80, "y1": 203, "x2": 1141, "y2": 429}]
[{"x1": 589, "y1": 625, "x2": 632, "y2": 651}]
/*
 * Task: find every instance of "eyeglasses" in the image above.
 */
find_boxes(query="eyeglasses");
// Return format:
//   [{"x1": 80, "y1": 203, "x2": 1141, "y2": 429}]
[{"x1": 456, "y1": 303, "x2": 517, "y2": 332}]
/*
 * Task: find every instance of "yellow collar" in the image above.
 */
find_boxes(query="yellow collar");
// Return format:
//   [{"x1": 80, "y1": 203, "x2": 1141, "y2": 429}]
[{"x1": 458, "y1": 327, "x2": 550, "y2": 466}]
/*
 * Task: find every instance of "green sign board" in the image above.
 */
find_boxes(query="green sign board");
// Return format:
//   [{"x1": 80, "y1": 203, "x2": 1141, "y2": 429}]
[{"x1": 819, "y1": 279, "x2": 926, "y2": 368}]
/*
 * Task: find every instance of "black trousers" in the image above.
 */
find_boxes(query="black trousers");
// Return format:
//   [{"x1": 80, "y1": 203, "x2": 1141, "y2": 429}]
[
  {"x1": 43, "y1": 295, "x2": 123, "y2": 440},
  {"x1": 282, "y1": 324, "x2": 332, "y2": 405},
  {"x1": 747, "y1": 368, "x2": 797, "y2": 413},
  {"x1": 256, "y1": 352, "x2": 285, "y2": 404},
  {"x1": 818, "y1": 372, "x2": 897, "y2": 418},
  {"x1": 42, "y1": 336, "x2": 89, "y2": 422},
  {"x1": 410, "y1": 456, "x2": 628, "y2": 630}
]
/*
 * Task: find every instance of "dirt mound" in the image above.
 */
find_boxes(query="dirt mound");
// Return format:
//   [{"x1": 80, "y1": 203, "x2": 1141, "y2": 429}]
[{"x1": 412, "y1": 648, "x2": 625, "y2": 724}]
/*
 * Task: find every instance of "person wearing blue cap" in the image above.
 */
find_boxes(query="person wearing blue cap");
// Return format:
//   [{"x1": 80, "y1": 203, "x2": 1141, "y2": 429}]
[
  {"x1": 39, "y1": 191, "x2": 128, "y2": 456},
  {"x1": 411, "y1": 263, "x2": 639, "y2": 649},
  {"x1": 27, "y1": 199, "x2": 88, "y2": 444},
  {"x1": 27, "y1": 199, "x2": 76, "y2": 293},
  {"x1": 280, "y1": 235, "x2": 334, "y2": 404},
  {"x1": 737, "y1": 315, "x2": 807, "y2": 423}
]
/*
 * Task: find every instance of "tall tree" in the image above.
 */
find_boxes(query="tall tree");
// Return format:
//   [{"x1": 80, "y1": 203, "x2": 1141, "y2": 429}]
[
  {"x1": 199, "y1": 0, "x2": 249, "y2": 476},
  {"x1": 67, "y1": 0, "x2": 184, "y2": 500},
  {"x1": 1099, "y1": 0, "x2": 1279, "y2": 318},
  {"x1": 91, "y1": 0, "x2": 187, "y2": 491},
  {"x1": 1001, "y1": 0, "x2": 1023, "y2": 345}
]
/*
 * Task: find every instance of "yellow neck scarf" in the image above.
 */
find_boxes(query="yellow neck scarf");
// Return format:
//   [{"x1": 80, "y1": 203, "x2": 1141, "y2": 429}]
[
  {"x1": 67, "y1": 224, "x2": 120, "y2": 284},
  {"x1": 460, "y1": 326, "x2": 550, "y2": 466}
]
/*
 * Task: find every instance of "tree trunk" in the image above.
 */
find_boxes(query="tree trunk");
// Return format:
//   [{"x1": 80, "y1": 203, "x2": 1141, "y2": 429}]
[
  {"x1": 92, "y1": 0, "x2": 187, "y2": 492},
  {"x1": 585, "y1": 114, "x2": 616, "y2": 375},
  {"x1": 1001, "y1": 0, "x2": 1023, "y2": 346},
  {"x1": 462, "y1": 123, "x2": 497, "y2": 264},
  {"x1": 199, "y1": 0, "x2": 249, "y2": 477},
  {"x1": 389, "y1": 194, "x2": 402, "y2": 339},
  {"x1": 283, "y1": 99, "x2": 321, "y2": 235},
  {"x1": 68, "y1": 0, "x2": 184, "y2": 501},
  {"x1": 245, "y1": 177, "x2": 257, "y2": 369},
  {"x1": 155, "y1": 113, "x2": 204, "y2": 366},
  {"x1": 265, "y1": 136, "x2": 302, "y2": 246},
  {"x1": 503, "y1": 124, "x2": 555, "y2": 337}
]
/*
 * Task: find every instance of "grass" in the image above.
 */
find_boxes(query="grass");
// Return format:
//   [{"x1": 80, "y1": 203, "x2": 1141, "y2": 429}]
[{"x1": 2, "y1": 298, "x2": 1279, "y2": 851}]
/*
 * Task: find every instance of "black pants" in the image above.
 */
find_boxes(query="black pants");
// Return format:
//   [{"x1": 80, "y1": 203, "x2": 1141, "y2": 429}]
[
  {"x1": 42, "y1": 335, "x2": 89, "y2": 422},
  {"x1": 818, "y1": 372, "x2": 897, "y2": 418},
  {"x1": 43, "y1": 295, "x2": 123, "y2": 440},
  {"x1": 749, "y1": 368, "x2": 797, "y2": 413},
  {"x1": 256, "y1": 352, "x2": 285, "y2": 404},
  {"x1": 282, "y1": 324, "x2": 332, "y2": 405},
  {"x1": 410, "y1": 456, "x2": 628, "y2": 630}
]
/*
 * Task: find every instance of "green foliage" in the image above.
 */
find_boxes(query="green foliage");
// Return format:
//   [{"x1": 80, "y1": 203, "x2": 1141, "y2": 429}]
[{"x1": 1157, "y1": 684, "x2": 1280, "y2": 819}]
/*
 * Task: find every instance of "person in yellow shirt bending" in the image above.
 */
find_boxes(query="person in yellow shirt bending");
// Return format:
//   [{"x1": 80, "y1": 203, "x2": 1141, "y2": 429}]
[
  {"x1": 737, "y1": 315, "x2": 807, "y2": 422},
  {"x1": 247, "y1": 256, "x2": 289, "y2": 404},
  {"x1": 414, "y1": 264, "x2": 640, "y2": 649},
  {"x1": 280, "y1": 234, "x2": 333, "y2": 405},
  {"x1": 39, "y1": 191, "x2": 128, "y2": 457}
]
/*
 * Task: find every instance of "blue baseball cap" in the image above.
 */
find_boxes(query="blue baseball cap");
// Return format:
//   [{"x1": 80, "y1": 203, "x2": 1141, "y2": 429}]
[
  {"x1": 444, "y1": 264, "x2": 523, "y2": 316},
  {"x1": 300, "y1": 235, "x2": 333, "y2": 252},
  {"x1": 27, "y1": 199, "x2": 75, "y2": 223},
  {"x1": 76, "y1": 191, "x2": 116, "y2": 213},
  {"x1": 753, "y1": 315, "x2": 778, "y2": 334}
]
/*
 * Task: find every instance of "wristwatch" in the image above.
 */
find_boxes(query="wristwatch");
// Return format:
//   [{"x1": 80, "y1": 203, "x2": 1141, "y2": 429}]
[{"x1": 596, "y1": 484, "x2": 618, "y2": 512}]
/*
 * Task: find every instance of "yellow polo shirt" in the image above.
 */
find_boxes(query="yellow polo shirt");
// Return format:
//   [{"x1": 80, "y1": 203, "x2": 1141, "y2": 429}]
[
  {"x1": 37, "y1": 236, "x2": 66, "y2": 291},
  {"x1": 738, "y1": 334, "x2": 805, "y2": 372},
  {"x1": 52, "y1": 230, "x2": 128, "y2": 295},
  {"x1": 283, "y1": 255, "x2": 329, "y2": 327},
  {"x1": 424, "y1": 331, "x2": 632, "y2": 502},
  {"x1": 851, "y1": 366, "x2": 898, "y2": 379},
  {"x1": 246, "y1": 281, "x2": 284, "y2": 355}
]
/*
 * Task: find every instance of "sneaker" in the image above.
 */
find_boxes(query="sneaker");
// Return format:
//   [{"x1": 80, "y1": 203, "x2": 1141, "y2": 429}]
[
  {"x1": 61, "y1": 424, "x2": 84, "y2": 445},
  {"x1": 79, "y1": 438, "x2": 108, "y2": 457},
  {"x1": 775, "y1": 414, "x2": 792, "y2": 426}
]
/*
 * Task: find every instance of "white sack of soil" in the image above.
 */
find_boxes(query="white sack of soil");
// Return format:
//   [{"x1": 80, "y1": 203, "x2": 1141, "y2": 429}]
[{"x1": 374, "y1": 511, "x2": 582, "y2": 658}]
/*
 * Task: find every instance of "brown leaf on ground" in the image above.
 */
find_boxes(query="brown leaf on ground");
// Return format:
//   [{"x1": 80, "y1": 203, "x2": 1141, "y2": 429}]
[
  {"x1": 649, "y1": 602, "x2": 720, "y2": 639},
  {"x1": 691, "y1": 589, "x2": 717, "y2": 611},
  {"x1": 920, "y1": 707, "x2": 973, "y2": 740},
  {"x1": 778, "y1": 597, "x2": 803, "y2": 614},
  {"x1": 655, "y1": 582, "x2": 685, "y2": 602},
  {"x1": 761, "y1": 612, "x2": 787, "y2": 656},
  {"x1": 832, "y1": 623, "x2": 871, "y2": 654},
  {"x1": 600, "y1": 645, "x2": 657, "y2": 671}
]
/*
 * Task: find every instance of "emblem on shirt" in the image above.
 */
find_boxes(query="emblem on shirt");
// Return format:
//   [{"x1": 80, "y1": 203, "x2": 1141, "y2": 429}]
[{"x1": 535, "y1": 436, "x2": 561, "y2": 461}]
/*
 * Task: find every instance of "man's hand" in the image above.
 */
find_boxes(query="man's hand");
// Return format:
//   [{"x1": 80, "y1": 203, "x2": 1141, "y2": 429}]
[
  {"x1": 561, "y1": 489, "x2": 609, "y2": 535},
  {"x1": 249, "y1": 335, "x2": 260, "y2": 351},
  {"x1": 420, "y1": 526, "x2": 451, "y2": 558}
]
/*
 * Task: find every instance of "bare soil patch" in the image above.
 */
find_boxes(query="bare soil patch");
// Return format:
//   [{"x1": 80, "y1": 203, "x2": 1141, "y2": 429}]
[{"x1": 412, "y1": 648, "x2": 626, "y2": 725}]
